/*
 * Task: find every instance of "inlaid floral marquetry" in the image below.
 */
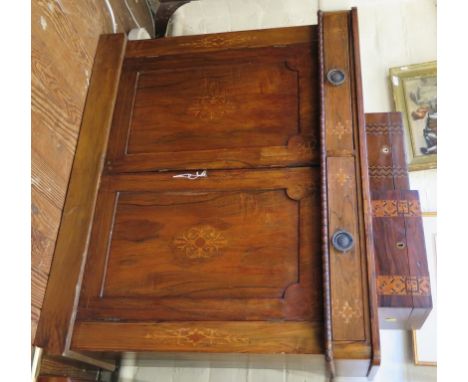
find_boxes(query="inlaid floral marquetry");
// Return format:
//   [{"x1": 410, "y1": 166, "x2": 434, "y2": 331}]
[
  {"x1": 377, "y1": 275, "x2": 430, "y2": 296},
  {"x1": 180, "y1": 35, "x2": 255, "y2": 49},
  {"x1": 331, "y1": 121, "x2": 351, "y2": 140},
  {"x1": 144, "y1": 328, "x2": 250, "y2": 346},
  {"x1": 187, "y1": 78, "x2": 235, "y2": 120},
  {"x1": 334, "y1": 168, "x2": 351, "y2": 187},
  {"x1": 173, "y1": 224, "x2": 227, "y2": 259},
  {"x1": 333, "y1": 299, "x2": 362, "y2": 324},
  {"x1": 372, "y1": 199, "x2": 421, "y2": 217}
]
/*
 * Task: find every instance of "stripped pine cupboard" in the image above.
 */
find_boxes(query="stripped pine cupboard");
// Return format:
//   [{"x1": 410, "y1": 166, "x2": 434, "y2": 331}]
[{"x1": 35, "y1": 9, "x2": 432, "y2": 379}]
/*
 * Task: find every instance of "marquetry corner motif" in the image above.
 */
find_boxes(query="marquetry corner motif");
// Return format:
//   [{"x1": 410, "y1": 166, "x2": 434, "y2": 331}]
[
  {"x1": 377, "y1": 275, "x2": 430, "y2": 296},
  {"x1": 333, "y1": 168, "x2": 352, "y2": 187},
  {"x1": 187, "y1": 78, "x2": 235, "y2": 120},
  {"x1": 173, "y1": 224, "x2": 227, "y2": 260},
  {"x1": 371, "y1": 199, "x2": 421, "y2": 217},
  {"x1": 144, "y1": 328, "x2": 250, "y2": 347},
  {"x1": 330, "y1": 121, "x2": 351, "y2": 140},
  {"x1": 333, "y1": 299, "x2": 362, "y2": 325}
]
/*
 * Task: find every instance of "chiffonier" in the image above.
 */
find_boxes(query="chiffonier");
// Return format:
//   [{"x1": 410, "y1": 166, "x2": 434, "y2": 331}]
[{"x1": 35, "y1": 9, "x2": 383, "y2": 379}]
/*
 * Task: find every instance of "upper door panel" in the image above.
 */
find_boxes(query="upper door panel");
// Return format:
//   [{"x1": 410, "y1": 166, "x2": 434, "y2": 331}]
[{"x1": 106, "y1": 28, "x2": 319, "y2": 172}]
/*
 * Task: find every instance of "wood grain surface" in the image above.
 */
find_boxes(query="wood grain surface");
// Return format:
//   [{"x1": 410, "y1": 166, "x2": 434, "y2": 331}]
[
  {"x1": 107, "y1": 34, "x2": 320, "y2": 172},
  {"x1": 365, "y1": 113, "x2": 432, "y2": 330},
  {"x1": 321, "y1": 10, "x2": 379, "y2": 377},
  {"x1": 78, "y1": 168, "x2": 323, "y2": 323},
  {"x1": 34, "y1": 34, "x2": 127, "y2": 355},
  {"x1": 72, "y1": 322, "x2": 324, "y2": 354},
  {"x1": 31, "y1": 0, "x2": 153, "y2": 344}
]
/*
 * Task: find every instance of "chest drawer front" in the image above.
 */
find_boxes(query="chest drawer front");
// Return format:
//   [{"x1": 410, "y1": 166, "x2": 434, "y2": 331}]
[
  {"x1": 327, "y1": 157, "x2": 365, "y2": 340},
  {"x1": 323, "y1": 13, "x2": 354, "y2": 155}
]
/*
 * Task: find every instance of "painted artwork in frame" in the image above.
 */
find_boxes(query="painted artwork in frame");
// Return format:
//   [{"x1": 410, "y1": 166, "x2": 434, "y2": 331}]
[{"x1": 390, "y1": 62, "x2": 437, "y2": 171}]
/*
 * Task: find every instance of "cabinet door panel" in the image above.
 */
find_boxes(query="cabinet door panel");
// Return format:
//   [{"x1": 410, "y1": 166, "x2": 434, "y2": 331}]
[
  {"x1": 106, "y1": 44, "x2": 320, "y2": 172},
  {"x1": 78, "y1": 167, "x2": 322, "y2": 322},
  {"x1": 128, "y1": 63, "x2": 298, "y2": 154},
  {"x1": 105, "y1": 189, "x2": 298, "y2": 298}
]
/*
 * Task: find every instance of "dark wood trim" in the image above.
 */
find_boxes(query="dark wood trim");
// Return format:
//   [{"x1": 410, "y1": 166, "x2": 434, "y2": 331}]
[
  {"x1": 34, "y1": 34, "x2": 127, "y2": 356},
  {"x1": 317, "y1": 10, "x2": 334, "y2": 380}
]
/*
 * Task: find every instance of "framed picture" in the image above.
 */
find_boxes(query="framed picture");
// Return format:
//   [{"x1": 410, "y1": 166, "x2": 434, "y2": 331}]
[{"x1": 390, "y1": 62, "x2": 437, "y2": 171}]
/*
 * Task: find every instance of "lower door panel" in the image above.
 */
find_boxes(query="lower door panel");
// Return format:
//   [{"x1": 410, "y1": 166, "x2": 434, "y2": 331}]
[{"x1": 75, "y1": 167, "x2": 323, "y2": 353}]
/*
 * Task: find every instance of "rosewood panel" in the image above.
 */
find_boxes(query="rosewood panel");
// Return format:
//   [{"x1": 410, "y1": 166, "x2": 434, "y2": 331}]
[
  {"x1": 106, "y1": 40, "x2": 320, "y2": 172},
  {"x1": 126, "y1": 25, "x2": 318, "y2": 58},
  {"x1": 365, "y1": 113, "x2": 432, "y2": 330},
  {"x1": 78, "y1": 167, "x2": 322, "y2": 322},
  {"x1": 372, "y1": 190, "x2": 432, "y2": 329},
  {"x1": 127, "y1": 63, "x2": 299, "y2": 155},
  {"x1": 365, "y1": 113, "x2": 409, "y2": 192},
  {"x1": 72, "y1": 322, "x2": 324, "y2": 354}
]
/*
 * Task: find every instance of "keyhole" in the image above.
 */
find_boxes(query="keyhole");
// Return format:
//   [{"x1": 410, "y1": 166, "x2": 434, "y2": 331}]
[{"x1": 396, "y1": 241, "x2": 406, "y2": 249}]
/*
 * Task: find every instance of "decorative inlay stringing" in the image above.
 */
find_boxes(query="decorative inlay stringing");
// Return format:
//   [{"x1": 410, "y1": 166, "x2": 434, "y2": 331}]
[
  {"x1": 144, "y1": 328, "x2": 250, "y2": 346},
  {"x1": 173, "y1": 224, "x2": 227, "y2": 259},
  {"x1": 372, "y1": 200, "x2": 421, "y2": 217},
  {"x1": 365, "y1": 124, "x2": 403, "y2": 135},
  {"x1": 369, "y1": 166, "x2": 408, "y2": 178},
  {"x1": 333, "y1": 299, "x2": 362, "y2": 324},
  {"x1": 377, "y1": 275, "x2": 430, "y2": 296}
]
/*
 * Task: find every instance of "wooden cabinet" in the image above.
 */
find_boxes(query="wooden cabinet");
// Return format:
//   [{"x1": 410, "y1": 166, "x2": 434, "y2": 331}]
[{"x1": 35, "y1": 9, "x2": 380, "y2": 379}]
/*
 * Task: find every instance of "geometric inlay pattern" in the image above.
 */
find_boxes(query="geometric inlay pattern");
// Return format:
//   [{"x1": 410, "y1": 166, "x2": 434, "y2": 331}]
[
  {"x1": 368, "y1": 165, "x2": 408, "y2": 178},
  {"x1": 376, "y1": 275, "x2": 431, "y2": 296},
  {"x1": 365, "y1": 123, "x2": 403, "y2": 135},
  {"x1": 372, "y1": 199, "x2": 421, "y2": 217}
]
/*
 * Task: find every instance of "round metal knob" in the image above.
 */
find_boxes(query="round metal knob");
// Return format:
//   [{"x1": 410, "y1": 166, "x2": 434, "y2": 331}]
[
  {"x1": 332, "y1": 230, "x2": 354, "y2": 252},
  {"x1": 327, "y1": 68, "x2": 346, "y2": 86}
]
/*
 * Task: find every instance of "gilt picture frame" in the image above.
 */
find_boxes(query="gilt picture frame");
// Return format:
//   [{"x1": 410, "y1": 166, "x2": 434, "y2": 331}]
[{"x1": 390, "y1": 62, "x2": 437, "y2": 171}]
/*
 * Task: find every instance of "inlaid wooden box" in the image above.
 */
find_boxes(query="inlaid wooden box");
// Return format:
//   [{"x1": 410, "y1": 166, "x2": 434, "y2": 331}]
[
  {"x1": 365, "y1": 113, "x2": 432, "y2": 329},
  {"x1": 35, "y1": 9, "x2": 380, "y2": 379}
]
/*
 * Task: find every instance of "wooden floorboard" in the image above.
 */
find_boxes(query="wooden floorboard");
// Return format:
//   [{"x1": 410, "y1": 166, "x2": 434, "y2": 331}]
[{"x1": 31, "y1": 0, "x2": 153, "y2": 344}]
